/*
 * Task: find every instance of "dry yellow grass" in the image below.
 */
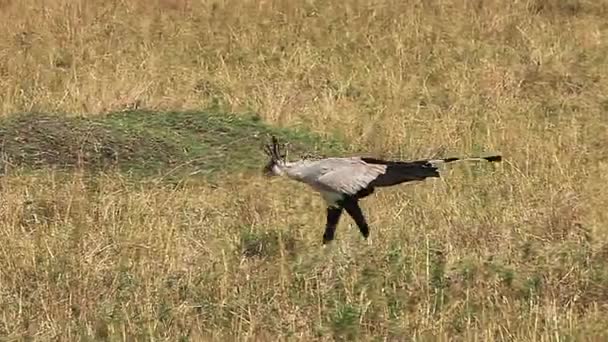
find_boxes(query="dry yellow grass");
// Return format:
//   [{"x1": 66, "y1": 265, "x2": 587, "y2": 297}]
[{"x1": 1, "y1": 0, "x2": 608, "y2": 340}]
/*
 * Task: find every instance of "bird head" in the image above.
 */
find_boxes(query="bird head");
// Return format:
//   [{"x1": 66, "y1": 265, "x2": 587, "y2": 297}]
[{"x1": 262, "y1": 135, "x2": 287, "y2": 177}]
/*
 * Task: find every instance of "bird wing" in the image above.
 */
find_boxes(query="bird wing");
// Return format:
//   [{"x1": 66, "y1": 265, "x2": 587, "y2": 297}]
[
  {"x1": 360, "y1": 158, "x2": 440, "y2": 187},
  {"x1": 315, "y1": 158, "x2": 387, "y2": 195}
]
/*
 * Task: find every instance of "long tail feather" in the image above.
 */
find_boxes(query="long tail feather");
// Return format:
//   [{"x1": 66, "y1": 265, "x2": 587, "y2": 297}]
[
  {"x1": 426, "y1": 154, "x2": 502, "y2": 166},
  {"x1": 363, "y1": 154, "x2": 502, "y2": 188}
]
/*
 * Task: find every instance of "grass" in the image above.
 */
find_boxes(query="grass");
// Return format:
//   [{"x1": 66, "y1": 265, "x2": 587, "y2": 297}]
[
  {"x1": 1, "y1": 0, "x2": 608, "y2": 340},
  {"x1": 0, "y1": 108, "x2": 346, "y2": 181}
]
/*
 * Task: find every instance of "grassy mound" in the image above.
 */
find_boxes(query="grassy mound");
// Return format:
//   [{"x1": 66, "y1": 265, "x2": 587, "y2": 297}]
[{"x1": 0, "y1": 109, "x2": 346, "y2": 180}]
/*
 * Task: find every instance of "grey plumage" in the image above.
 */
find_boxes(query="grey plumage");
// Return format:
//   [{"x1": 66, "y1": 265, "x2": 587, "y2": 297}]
[{"x1": 263, "y1": 136, "x2": 502, "y2": 244}]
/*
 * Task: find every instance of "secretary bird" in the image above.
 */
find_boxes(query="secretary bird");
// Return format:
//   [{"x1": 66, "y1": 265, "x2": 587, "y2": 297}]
[{"x1": 262, "y1": 135, "x2": 501, "y2": 244}]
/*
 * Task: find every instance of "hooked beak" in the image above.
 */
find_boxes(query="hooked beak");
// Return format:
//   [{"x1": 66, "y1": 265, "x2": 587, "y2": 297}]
[{"x1": 263, "y1": 161, "x2": 275, "y2": 177}]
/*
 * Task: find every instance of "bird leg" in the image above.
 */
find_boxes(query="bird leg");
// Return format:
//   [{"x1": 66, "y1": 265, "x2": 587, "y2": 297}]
[
  {"x1": 323, "y1": 206, "x2": 343, "y2": 244},
  {"x1": 342, "y1": 198, "x2": 370, "y2": 239}
]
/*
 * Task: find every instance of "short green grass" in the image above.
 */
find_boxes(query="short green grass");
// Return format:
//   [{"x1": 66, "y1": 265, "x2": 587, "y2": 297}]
[{"x1": 0, "y1": 107, "x2": 347, "y2": 181}]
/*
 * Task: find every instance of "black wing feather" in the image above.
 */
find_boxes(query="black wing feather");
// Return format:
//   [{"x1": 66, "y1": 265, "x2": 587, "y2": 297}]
[
  {"x1": 361, "y1": 157, "x2": 439, "y2": 188},
  {"x1": 361, "y1": 154, "x2": 501, "y2": 188}
]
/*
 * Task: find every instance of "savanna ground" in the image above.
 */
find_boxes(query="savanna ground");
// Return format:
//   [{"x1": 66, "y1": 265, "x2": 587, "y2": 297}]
[{"x1": 1, "y1": 0, "x2": 608, "y2": 340}]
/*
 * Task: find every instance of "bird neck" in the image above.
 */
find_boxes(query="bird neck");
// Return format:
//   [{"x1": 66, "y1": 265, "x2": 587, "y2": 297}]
[
  {"x1": 270, "y1": 159, "x2": 291, "y2": 176},
  {"x1": 280, "y1": 160, "x2": 315, "y2": 179}
]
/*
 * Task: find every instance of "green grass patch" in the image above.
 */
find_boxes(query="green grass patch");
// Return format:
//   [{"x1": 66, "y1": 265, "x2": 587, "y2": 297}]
[{"x1": 0, "y1": 109, "x2": 347, "y2": 181}]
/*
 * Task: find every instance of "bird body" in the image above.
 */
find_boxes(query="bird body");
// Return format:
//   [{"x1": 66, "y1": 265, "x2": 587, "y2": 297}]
[
  {"x1": 263, "y1": 136, "x2": 502, "y2": 244},
  {"x1": 273, "y1": 157, "x2": 385, "y2": 205}
]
